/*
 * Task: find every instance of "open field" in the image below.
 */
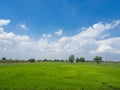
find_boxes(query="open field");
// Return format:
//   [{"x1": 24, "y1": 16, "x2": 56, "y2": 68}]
[{"x1": 0, "y1": 62, "x2": 120, "y2": 90}]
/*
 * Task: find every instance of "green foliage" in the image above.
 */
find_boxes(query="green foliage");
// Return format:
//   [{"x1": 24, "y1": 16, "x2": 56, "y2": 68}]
[
  {"x1": 79, "y1": 57, "x2": 85, "y2": 62},
  {"x1": 2, "y1": 57, "x2": 6, "y2": 60},
  {"x1": 28, "y1": 58, "x2": 35, "y2": 62},
  {"x1": 93, "y1": 56, "x2": 102, "y2": 64},
  {"x1": 43, "y1": 59, "x2": 48, "y2": 62},
  {"x1": 75, "y1": 58, "x2": 79, "y2": 62},
  {"x1": 68, "y1": 55, "x2": 75, "y2": 63},
  {"x1": 75, "y1": 57, "x2": 85, "y2": 62}
]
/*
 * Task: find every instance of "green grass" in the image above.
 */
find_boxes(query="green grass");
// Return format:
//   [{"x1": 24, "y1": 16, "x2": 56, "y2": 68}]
[{"x1": 0, "y1": 62, "x2": 120, "y2": 90}]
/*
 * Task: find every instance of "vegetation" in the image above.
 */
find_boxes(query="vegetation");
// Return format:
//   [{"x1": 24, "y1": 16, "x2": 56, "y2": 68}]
[
  {"x1": 0, "y1": 62, "x2": 120, "y2": 90},
  {"x1": 79, "y1": 57, "x2": 85, "y2": 62},
  {"x1": 94, "y1": 56, "x2": 102, "y2": 64},
  {"x1": 75, "y1": 58, "x2": 79, "y2": 62},
  {"x1": 68, "y1": 55, "x2": 75, "y2": 63},
  {"x1": 75, "y1": 57, "x2": 85, "y2": 62},
  {"x1": 0, "y1": 55, "x2": 101, "y2": 64},
  {"x1": 28, "y1": 58, "x2": 35, "y2": 62},
  {"x1": 2, "y1": 57, "x2": 6, "y2": 60}
]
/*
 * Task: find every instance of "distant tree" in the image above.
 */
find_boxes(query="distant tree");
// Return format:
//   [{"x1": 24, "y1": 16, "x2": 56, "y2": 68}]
[
  {"x1": 93, "y1": 56, "x2": 102, "y2": 64},
  {"x1": 2, "y1": 57, "x2": 6, "y2": 60},
  {"x1": 69, "y1": 55, "x2": 75, "y2": 63},
  {"x1": 80, "y1": 57, "x2": 85, "y2": 62},
  {"x1": 54, "y1": 59, "x2": 58, "y2": 62},
  {"x1": 76, "y1": 58, "x2": 79, "y2": 63},
  {"x1": 28, "y1": 58, "x2": 35, "y2": 62},
  {"x1": 43, "y1": 59, "x2": 48, "y2": 62},
  {"x1": 37, "y1": 60, "x2": 42, "y2": 62},
  {"x1": 1, "y1": 57, "x2": 6, "y2": 63},
  {"x1": 60, "y1": 60, "x2": 64, "y2": 62}
]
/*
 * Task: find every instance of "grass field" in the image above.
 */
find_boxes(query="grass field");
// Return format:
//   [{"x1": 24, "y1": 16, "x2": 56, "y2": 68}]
[{"x1": 0, "y1": 62, "x2": 120, "y2": 90}]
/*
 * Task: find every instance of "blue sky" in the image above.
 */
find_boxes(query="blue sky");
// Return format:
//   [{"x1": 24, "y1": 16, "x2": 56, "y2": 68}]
[
  {"x1": 0, "y1": 0, "x2": 120, "y2": 60},
  {"x1": 1, "y1": 0, "x2": 120, "y2": 38}
]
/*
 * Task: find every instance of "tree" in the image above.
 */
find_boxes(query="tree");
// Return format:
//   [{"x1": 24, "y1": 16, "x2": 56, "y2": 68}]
[
  {"x1": 1, "y1": 57, "x2": 6, "y2": 63},
  {"x1": 93, "y1": 56, "x2": 102, "y2": 64},
  {"x1": 69, "y1": 55, "x2": 75, "y2": 63},
  {"x1": 2, "y1": 57, "x2": 6, "y2": 60},
  {"x1": 76, "y1": 58, "x2": 79, "y2": 63},
  {"x1": 28, "y1": 58, "x2": 35, "y2": 62},
  {"x1": 79, "y1": 57, "x2": 85, "y2": 62},
  {"x1": 43, "y1": 59, "x2": 48, "y2": 62}
]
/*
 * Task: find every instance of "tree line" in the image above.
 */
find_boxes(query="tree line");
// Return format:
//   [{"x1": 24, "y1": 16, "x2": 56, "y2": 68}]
[
  {"x1": 68, "y1": 55, "x2": 102, "y2": 64},
  {"x1": 0, "y1": 55, "x2": 102, "y2": 64}
]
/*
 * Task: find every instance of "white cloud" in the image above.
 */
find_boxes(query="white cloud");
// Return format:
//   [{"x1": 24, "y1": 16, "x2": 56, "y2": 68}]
[
  {"x1": 99, "y1": 34, "x2": 111, "y2": 39},
  {"x1": 20, "y1": 23, "x2": 28, "y2": 30},
  {"x1": 97, "y1": 38, "x2": 120, "y2": 54},
  {"x1": 55, "y1": 29, "x2": 63, "y2": 36},
  {"x1": 42, "y1": 34, "x2": 51, "y2": 39},
  {"x1": 74, "y1": 20, "x2": 120, "y2": 39},
  {"x1": 0, "y1": 27, "x2": 4, "y2": 33},
  {"x1": 0, "y1": 19, "x2": 10, "y2": 26},
  {"x1": 94, "y1": 44, "x2": 113, "y2": 53},
  {"x1": 0, "y1": 19, "x2": 30, "y2": 59},
  {"x1": 0, "y1": 19, "x2": 120, "y2": 61},
  {"x1": 90, "y1": 37, "x2": 120, "y2": 60}
]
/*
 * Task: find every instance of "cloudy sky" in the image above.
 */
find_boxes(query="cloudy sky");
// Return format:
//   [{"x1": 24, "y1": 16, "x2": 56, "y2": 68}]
[{"x1": 0, "y1": 0, "x2": 120, "y2": 60}]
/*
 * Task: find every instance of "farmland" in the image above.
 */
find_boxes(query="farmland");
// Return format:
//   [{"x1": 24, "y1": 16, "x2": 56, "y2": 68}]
[{"x1": 0, "y1": 62, "x2": 120, "y2": 90}]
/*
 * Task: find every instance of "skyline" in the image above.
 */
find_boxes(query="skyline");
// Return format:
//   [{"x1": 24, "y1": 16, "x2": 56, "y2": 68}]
[{"x1": 0, "y1": 0, "x2": 120, "y2": 60}]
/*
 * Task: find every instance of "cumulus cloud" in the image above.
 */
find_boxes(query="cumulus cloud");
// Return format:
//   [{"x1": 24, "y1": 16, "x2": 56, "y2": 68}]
[
  {"x1": 99, "y1": 34, "x2": 111, "y2": 39},
  {"x1": 0, "y1": 19, "x2": 30, "y2": 59},
  {"x1": 74, "y1": 20, "x2": 120, "y2": 39},
  {"x1": 0, "y1": 27, "x2": 4, "y2": 33},
  {"x1": 55, "y1": 29, "x2": 63, "y2": 36},
  {"x1": 0, "y1": 19, "x2": 120, "y2": 61},
  {"x1": 20, "y1": 22, "x2": 28, "y2": 30},
  {"x1": 95, "y1": 38, "x2": 120, "y2": 54},
  {"x1": 0, "y1": 19, "x2": 10, "y2": 26}
]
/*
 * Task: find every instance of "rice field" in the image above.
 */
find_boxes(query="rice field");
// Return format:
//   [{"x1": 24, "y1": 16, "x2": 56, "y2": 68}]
[{"x1": 0, "y1": 62, "x2": 120, "y2": 90}]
